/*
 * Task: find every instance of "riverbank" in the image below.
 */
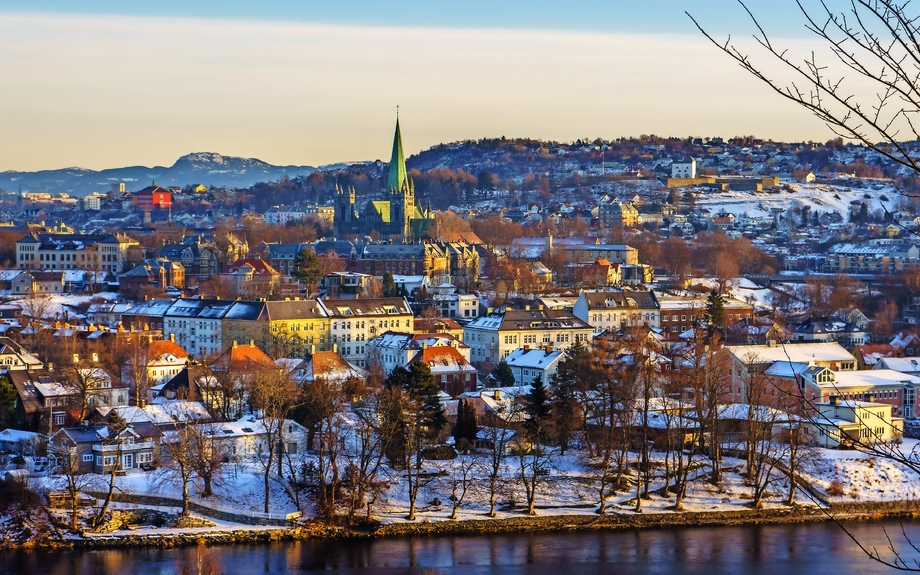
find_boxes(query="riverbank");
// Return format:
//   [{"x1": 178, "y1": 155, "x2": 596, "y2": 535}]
[{"x1": 11, "y1": 499, "x2": 920, "y2": 551}]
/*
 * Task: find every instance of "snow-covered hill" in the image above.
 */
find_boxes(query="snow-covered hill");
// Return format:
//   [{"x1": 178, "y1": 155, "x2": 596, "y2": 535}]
[
  {"x1": 0, "y1": 152, "x2": 317, "y2": 196},
  {"x1": 693, "y1": 180, "x2": 900, "y2": 220}
]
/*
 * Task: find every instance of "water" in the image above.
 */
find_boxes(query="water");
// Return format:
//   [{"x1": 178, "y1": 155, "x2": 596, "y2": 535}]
[{"x1": 4, "y1": 520, "x2": 920, "y2": 574}]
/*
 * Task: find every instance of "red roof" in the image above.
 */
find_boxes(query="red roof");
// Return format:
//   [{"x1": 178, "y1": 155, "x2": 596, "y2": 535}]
[
  {"x1": 147, "y1": 339, "x2": 189, "y2": 360},
  {"x1": 408, "y1": 346, "x2": 472, "y2": 369},
  {"x1": 219, "y1": 342, "x2": 275, "y2": 372},
  {"x1": 224, "y1": 258, "x2": 279, "y2": 276},
  {"x1": 309, "y1": 351, "x2": 360, "y2": 379}
]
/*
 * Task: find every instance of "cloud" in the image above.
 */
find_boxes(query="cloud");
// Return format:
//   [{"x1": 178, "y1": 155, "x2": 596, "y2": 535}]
[{"x1": 0, "y1": 11, "x2": 827, "y2": 171}]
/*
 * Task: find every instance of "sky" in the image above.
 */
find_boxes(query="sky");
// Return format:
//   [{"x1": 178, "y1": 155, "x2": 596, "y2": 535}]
[{"x1": 0, "y1": 1, "x2": 842, "y2": 172}]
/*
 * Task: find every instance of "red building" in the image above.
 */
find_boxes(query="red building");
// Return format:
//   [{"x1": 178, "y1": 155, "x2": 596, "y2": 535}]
[{"x1": 134, "y1": 186, "x2": 173, "y2": 211}]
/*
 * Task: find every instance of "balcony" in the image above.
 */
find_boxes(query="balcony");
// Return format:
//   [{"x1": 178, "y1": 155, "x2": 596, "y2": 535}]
[{"x1": 93, "y1": 441, "x2": 155, "y2": 452}]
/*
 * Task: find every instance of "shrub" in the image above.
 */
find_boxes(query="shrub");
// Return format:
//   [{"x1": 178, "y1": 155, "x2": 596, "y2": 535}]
[
  {"x1": 421, "y1": 445, "x2": 457, "y2": 460},
  {"x1": 0, "y1": 477, "x2": 42, "y2": 514},
  {"x1": 827, "y1": 479, "x2": 845, "y2": 497}
]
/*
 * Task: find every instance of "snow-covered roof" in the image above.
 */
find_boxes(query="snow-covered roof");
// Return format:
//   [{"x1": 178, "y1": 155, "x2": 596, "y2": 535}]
[
  {"x1": 727, "y1": 342, "x2": 855, "y2": 364},
  {"x1": 0, "y1": 429, "x2": 43, "y2": 444},
  {"x1": 832, "y1": 369, "x2": 920, "y2": 389},
  {"x1": 504, "y1": 347, "x2": 564, "y2": 370},
  {"x1": 874, "y1": 357, "x2": 920, "y2": 374},
  {"x1": 97, "y1": 401, "x2": 210, "y2": 426}
]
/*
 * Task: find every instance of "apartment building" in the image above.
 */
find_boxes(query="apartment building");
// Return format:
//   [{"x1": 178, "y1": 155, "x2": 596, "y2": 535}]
[
  {"x1": 17, "y1": 233, "x2": 139, "y2": 274},
  {"x1": 322, "y1": 297, "x2": 414, "y2": 367},
  {"x1": 463, "y1": 307, "x2": 592, "y2": 363},
  {"x1": 573, "y1": 290, "x2": 660, "y2": 335}
]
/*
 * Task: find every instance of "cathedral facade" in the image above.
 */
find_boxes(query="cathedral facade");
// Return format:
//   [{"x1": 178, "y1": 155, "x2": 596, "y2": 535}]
[{"x1": 333, "y1": 119, "x2": 433, "y2": 240}]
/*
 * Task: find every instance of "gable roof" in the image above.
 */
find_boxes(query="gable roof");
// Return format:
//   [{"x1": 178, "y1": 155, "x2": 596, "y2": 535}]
[
  {"x1": 726, "y1": 342, "x2": 856, "y2": 364},
  {"x1": 407, "y1": 346, "x2": 476, "y2": 373},
  {"x1": 147, "y1": 339, "x2": 189, "y2": 361},
  {"x1": 301, "y1": 351, "x2": 364, "y2": 382},
  {"x1": 579, "y1": 290, "x2": 658, "y2": 310}
]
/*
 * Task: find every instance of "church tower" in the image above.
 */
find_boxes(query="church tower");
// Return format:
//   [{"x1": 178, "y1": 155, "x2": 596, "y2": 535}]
[
  {"x1": 333, "y1": 183, "x2": 356, "y2": 237},
  {"x1": 387, "y1": 117, "x2": 414, "y2": 239}
]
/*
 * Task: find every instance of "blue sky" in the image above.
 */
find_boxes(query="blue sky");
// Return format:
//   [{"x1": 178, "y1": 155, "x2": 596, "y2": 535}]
[
  {"x1": 0, "y1": 2, "x2": 833, "y2": 172},
  {"x1": 0, "y1": 1, "x2": 797, "y2": 34}
]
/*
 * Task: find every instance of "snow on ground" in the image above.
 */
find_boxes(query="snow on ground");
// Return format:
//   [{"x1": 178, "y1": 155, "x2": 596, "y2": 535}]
[
  {"x1": 800, "y1": 438, "x2": 920, "y2": 503},
  {"x1": 356, "y1": 439, "x2": 920, "y2": 524},
  {"x1": 364, "y1": 451, "x2": 798, "y2": 526},
  {"x1": 44, "y1": 460, "x2": 297, "y2": 517},
  {"x1": 5, "y1": 292, "x2": 120, "y2": 319},
  {"x1": 693, "y1": 181, "x2": 898, "y2": 219}
]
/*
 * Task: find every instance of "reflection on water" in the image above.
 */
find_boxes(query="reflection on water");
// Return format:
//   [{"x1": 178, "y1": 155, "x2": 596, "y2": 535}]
[{"x1": 4, "y1": 520, "x2": 920, "y2": 575}]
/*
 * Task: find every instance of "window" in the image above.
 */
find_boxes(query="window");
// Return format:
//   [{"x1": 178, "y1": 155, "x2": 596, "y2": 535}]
[{"x1": 82, "y1": 454, "x2": 94, "y2": 462}]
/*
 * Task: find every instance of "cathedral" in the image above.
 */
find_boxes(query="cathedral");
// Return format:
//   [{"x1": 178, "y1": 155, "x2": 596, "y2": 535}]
[{"x1": 333, "y1": 118, "x2": 434, "y2": 240}]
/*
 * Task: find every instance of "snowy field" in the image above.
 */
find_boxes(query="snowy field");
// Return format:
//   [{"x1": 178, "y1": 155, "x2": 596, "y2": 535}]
[
  {"x1": 692, "y1": 181, "x2": 899, "y2": 219},
  {"x1": 361, "y1": 440, "x2": 920, "y2": 524},
  {"x1": 4, "y1": 292, "x2": 121, "y2": 320},
  {"x1": 44, "y1": 461, "x2": 298, "y2": 517}
]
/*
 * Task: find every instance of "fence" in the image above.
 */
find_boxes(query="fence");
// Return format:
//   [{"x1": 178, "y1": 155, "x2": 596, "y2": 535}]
[{"x1": 85, "y1": 491, "x2": 299, "y2": 526}]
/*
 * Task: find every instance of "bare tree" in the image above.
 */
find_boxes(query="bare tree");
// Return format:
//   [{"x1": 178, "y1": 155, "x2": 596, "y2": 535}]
[
  {"x1": 19, "y1": 291, "x2": 53, "y2": 352},
  {"x1": 476, "y1": 399, "x2": 519, "y2": 518},
  {"x1": 159, "y1": 418, "x2": 197, "y2": 515},
  {"x1": 49, "y1": 435, "x2": 101, "y2": 531},
  {"x1": 246, "y1": 366, "x2": 300, "y2": 514},
  {"x1": 91, "y1": 417, "x2": 130, "y2": 528},
  {"x1": 689, "y1": 1, "x2": 920, "y2": 178},
  {"x1": 190, "y1": 422, "x2": 227, "y2": 498},
  {"x1": 444, "y1": 455, "x2": 477, "y2": 520}
]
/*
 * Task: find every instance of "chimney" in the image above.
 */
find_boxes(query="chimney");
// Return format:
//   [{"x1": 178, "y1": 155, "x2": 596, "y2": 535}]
[
  {"x1": 493, "y1": 389, "x2": 501, "y2": 400},
  {"x1": 249, "y1": 340, "x2": 255, "y2": 347},
  {"x1": 865, "y1": 392, "x2": 875, "y2": 403},
  {"x1": 47, "y1": 362, "x2": 53, "y2": 372},
  {"x1": 233, "y1": 340, "x2": 238, "y2": 348},
  {"x1": 423, "y1": 342, "x2": 428, "y2": 350},
  {"x1": 545, "y1": 345, "x2": 553, "y2": 354},
  {"x1": 310, "y1": 345, "x2": 316, "y2": 355},
  {"x1": 333, "y1": 343, "x2": 338, "y2": 353},
  {"x1": 525, "y1": 305, "x2": 530, "y2": 311},
  {"x1": 830, "y1": 395, "x2": 839, "y2": 406},
  {"x1": 169, "y1": 333, "x2": 175, "y2": 343}
]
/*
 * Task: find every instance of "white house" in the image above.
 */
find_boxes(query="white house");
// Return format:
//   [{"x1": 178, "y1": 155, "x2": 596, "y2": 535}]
[
  {"x1": 671, "y1": 155, "x2": 697, "y2": 178},
  {"x1": 504, "y1": 347, "x2": 565, "y2": 387},
  {"x1": 807, "y1": 398, "x2": 902, "y2": 448}
]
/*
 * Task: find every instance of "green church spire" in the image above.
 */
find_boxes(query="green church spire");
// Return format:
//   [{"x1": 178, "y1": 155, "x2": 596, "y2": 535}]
[{"x1": 387, "y1": 116, "x2": 409, "y2": 195}]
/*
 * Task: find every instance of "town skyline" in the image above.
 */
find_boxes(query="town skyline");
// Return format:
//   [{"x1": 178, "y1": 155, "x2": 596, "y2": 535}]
[{"x1": 0, "y1": 2, "x2": 837, "y2": 172}]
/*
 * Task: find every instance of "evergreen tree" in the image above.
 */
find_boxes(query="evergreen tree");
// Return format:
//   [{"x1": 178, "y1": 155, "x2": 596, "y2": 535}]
[
  {"x1": 452, "y1": 400, "x2": 478, "y2": 453},
  {"x1": 0, "y1": 376, "x2": 17, "y2": 429},
  {"x1": 382, "y1": 272, "x2": 398, "y2": 297},
  {"x1": 549, "y1": 341, "x2": 592, "y2": 454},
  {"x1": 706, "y1": 289, "x2": 727, "y2": 330},
  {"x1": 490, "y1": 359, "x2": 516, "y2": 387},
  {"x1": 292, "y1": 248, "x2": 322, "y2": 287},
  {"x1": 522, "y1": 375, "x2": 551, "y2": 445},
  {"x1": 407, "y1": 362, "x2": 448, "y2": 444},
  {"x1": 381, "y1": 362, "x2": 448, "y2": 465}
]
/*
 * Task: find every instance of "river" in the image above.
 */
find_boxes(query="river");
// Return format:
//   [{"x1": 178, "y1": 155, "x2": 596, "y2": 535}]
[{"x1": 4, "y1": 520, "x2": 920, "y2": 574}]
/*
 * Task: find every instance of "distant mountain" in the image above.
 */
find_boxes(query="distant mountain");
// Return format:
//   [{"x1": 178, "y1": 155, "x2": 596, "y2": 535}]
[{"x1": 0, "y1": 152, "x2": 317, "y2": 196}]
